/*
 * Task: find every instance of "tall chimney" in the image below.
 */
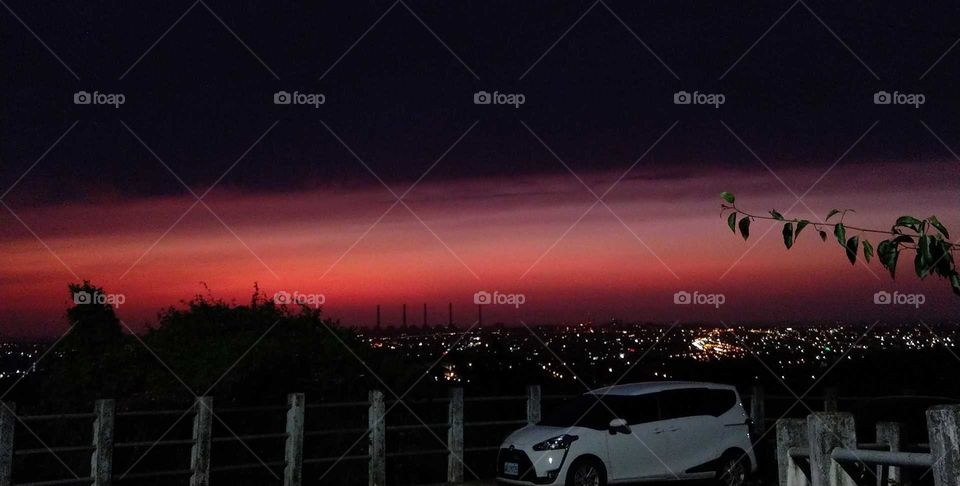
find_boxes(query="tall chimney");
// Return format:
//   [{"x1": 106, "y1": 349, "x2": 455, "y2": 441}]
[{"x1": 402, "y1": 304, "x2": 407, "y2": 327}]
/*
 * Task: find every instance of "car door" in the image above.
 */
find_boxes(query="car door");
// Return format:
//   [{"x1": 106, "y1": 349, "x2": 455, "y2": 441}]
[
  {"x1": 655, "y1": 388, "x2": 729, "y2": 475},
  {"x1": 603, "y1": 395, "x2": 672, "y2": 481}
]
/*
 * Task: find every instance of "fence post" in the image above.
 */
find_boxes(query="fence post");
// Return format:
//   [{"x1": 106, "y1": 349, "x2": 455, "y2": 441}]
[
  {"x1": 823, "y1": 388, "x2": 838, "y2": 412},
  {"x1": 875, "y1": 422, "x2": 902, "y2": 486},
  {"x1": 0, "y1": 403, "x2": 15, "y2": 486},
  {"x1": 447, "y1": 388, "x2": 464, "y2": 484},
  {"x1": 91, "y1": 399, "x2": 115, "y2": 486},
  {"x1": 284, "y1": 393, "x2": 305, "y2": 486},
  {"x1": 751, "y1": 385, "x2": 765, "y2": 438},
  {"x1": 190, "y1": 397, "x2": 213, "y2": 486},
  {"x1": 926, "y1": 405, "x2": 960, "y2": 486},
  {"x1": 526, "y1": 385, "x2": 541, "y2": 425},
  {"x1": 776, "y1": 418, "x2": 808, "y2": 486},
  {"x1": 807, "y1": 413, "x2": 856, "y2": 486},
  {"x1": 368, "y1": 390, "x2": 385, "y2": 486}
]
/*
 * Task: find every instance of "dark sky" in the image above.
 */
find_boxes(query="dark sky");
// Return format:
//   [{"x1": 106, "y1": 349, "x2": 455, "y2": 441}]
[
  {"x1": 4, "y1": 0, "x2": 959, "y2": 204},
  {"x1": 3, "y1": 1, "x2": 960, "y2": 335}
]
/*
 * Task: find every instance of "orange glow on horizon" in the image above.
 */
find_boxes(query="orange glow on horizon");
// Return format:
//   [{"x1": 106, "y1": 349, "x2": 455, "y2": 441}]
[{"x1": 2, "y1": 162, "x2": 958, "y2": 336}]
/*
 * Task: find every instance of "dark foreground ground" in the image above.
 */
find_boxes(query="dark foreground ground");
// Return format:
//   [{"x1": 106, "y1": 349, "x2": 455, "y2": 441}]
[{"x1": 425, "y1": 480, "x2": 769, "y2": 486}]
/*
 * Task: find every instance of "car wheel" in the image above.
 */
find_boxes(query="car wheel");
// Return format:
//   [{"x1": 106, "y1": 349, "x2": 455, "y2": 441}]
[
  {"x1": 716, "y1": 453, "x2": 747, "y2": 486},
  {"x1": 565, "y1": 458, "x2": 606, "y2": 486}
]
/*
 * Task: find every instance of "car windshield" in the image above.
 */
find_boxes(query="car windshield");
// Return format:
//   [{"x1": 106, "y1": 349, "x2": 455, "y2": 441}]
[{"x1": 538, "y1": 394, "x2": 615, "y2": 429}]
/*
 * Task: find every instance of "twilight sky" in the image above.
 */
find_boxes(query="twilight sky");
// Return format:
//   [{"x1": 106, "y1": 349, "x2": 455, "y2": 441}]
[{"x1": 2, "y1": 1, "x2": 960, "y2": 336}]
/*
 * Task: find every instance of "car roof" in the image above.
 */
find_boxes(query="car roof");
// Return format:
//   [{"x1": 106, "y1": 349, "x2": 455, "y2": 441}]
[{"x1": 588, "y1": 381, "x2": 737, "y2": 396}]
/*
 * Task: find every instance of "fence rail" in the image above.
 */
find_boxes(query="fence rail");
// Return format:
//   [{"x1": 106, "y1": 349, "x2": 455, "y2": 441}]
[
  {"x1": 0, "y1": 386, "x2": 546, "y2": 486},
  {"x1": 831, "y1": 448, "x2": 932, "y2": 468},
  {"x1": 776, "y1": 406, "x2": 960, "y2": 486}
]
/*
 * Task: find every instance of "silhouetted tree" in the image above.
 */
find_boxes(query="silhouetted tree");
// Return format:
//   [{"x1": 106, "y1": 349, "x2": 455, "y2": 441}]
[
  {"x1": 137, "y1": 285, "x2": 372, "y2": 406},
  {"x1": 29, "y1": 283, "x2": 394, "y2": 410},
  {"x1": 33, "y1": 281, "x2": 132, "y2": 409}
]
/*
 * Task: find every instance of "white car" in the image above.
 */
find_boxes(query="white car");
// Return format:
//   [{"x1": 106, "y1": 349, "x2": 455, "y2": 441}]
[{"x1": 496, "y1": 381, "x2": 756, "y2": 486}]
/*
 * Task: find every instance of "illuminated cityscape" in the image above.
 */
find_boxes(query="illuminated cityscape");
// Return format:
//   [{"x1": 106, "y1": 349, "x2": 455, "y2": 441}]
[
  {"x1": 361, "y1": 322, "x2": 960, "y2": 385},
  {"x1": 3, "y1": 323, "x2": 954, "y2": 388},
  {"x1": 0, "y1": 342, "x2": 43, "y2": 380}
]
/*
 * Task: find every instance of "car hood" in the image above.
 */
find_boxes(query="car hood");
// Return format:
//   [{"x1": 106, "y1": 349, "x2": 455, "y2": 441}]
[{"x1": 501, "y1": 425, "x2": 582, "y2": 448}]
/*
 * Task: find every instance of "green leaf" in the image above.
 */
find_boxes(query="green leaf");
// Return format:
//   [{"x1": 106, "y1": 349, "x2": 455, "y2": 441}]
[
  {"x1": 819, "y1": 230, "x2": 828, "y2": 242},
  {"x1": 845, "y1": 236, "x2": 859, "y2": 265},
  {"x1": 950, "y1": 273, "x2": 960, "y2": 296},
  {"x1": 877, "y1": 240, "x2": 900, "y2": 278},
  {"x1": 720, "y1": 192, "x2": 735, "y2": 204},
  {"x1": 893, "y1": 235, "x2": 914, "y2": 245},
  {"x1": 915, "y1": 252, "x2": 930, "y2": 279},
  {"x1": 933, "y1": 239, "x2": 955, "y2": 277},
  {"x1": 795, "y1": 220, "x2": 809, "y2": 239},
  {"x1": 769, "y1": 210, "x2": 785, "y2": 221},
  {"x1": 834, "y1": 223, "x2": 846, "y2": 246},
  {"x1": 913, "y1": 235, "x2": 938, "y2": 280},
  {"x1": 919, "y1": 235, "x2": 934, "y2": 264},
  {"x1": 738, "y1": 217, "x2": 751, "y2": 241},
  {"x1": 782, "y1": 222, "x2": 794, "y2": 249},
  {"x1": 862, "y1": 240, "x2": 873, "y2": 263},
  {"x1": 896, "y1": 216, "x2": 922, "y2": 231},
  {"x1": 929, "y1": 215, "x2": 950, "y2": 239},
  {"x1": 897, "y1": 216, "x2": 922, "y2": 226},
  {"x1": 727, "y1": 212, "x2": 737, "y2": 233},
  {"x1": 826, "y1": 209, "x2": 841, "y2": 221}
]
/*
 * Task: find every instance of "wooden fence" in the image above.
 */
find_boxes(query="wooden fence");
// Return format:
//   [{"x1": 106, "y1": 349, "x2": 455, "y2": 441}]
[
  {"x1": 0, "y1": 386, "x2": 547, "y2": 486},
  {"x1": 3, "y1": 385, "x2": 955, "y2": 485},
  {"x1": 776, "y1": 406, "x2": 960, "y2": 486}
]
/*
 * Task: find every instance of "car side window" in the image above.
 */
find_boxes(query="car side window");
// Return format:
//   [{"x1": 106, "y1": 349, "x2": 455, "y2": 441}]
[
  {"x1": 701, "y1": 390, "x2": 737, "y2": 416},
  {"x1": 606, "y1": 395, "x2": 659, "y2": 425},
  {"x1": 657, "y1": 388, "x2": 738, "y2": 419},
  {"x1": 657, "y1": 390, "x2": 696, "y2": 420}
]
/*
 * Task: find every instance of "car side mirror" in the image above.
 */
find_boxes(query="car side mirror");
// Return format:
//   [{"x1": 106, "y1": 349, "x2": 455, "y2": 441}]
[{"x1": 608, "y1": 418, "x2": 630, "y2": 435}]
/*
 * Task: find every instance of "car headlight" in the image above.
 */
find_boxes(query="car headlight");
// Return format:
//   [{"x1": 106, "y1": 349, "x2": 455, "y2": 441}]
[{"x1": 532, "y1": 434, "x2": 579, "y2": 451}]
